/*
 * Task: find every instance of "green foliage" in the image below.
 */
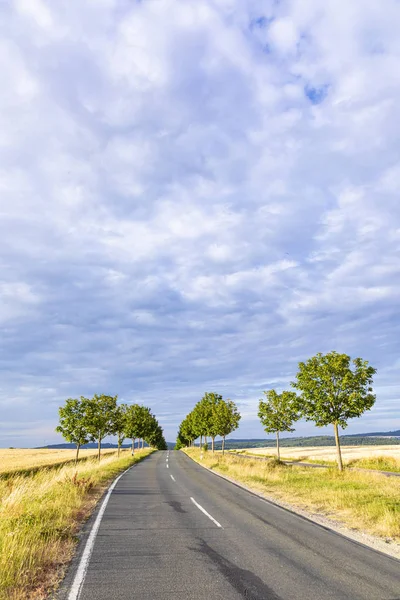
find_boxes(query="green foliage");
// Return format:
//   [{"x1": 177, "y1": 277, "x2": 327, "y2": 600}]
[
  {"x1": 55, "y1": 398, "x2": 89, "y2": 461},
  {"x1": 258, "y1": 390, "x2": 300, "y2": 435},
  {"x1": 82, "y1": 394, "x2": 118, "y2": 457},
  {"x1": 291, "y1": 351, "x2": 376, "y2": 470},
  {"x1": 291, "y1": 351, "x2": 376, "y2": 429},
  {"x1": 176, "y1": 393, "x2": 241, "y2": 452},
  {"x1": 111, "y1": 404, "x2": 128, "y2": 454}
]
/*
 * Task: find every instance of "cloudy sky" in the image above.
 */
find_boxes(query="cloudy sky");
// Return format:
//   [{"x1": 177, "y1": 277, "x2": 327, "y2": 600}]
[{"x1": 1, "y1": 0, "x2": 399, "y2": 447}]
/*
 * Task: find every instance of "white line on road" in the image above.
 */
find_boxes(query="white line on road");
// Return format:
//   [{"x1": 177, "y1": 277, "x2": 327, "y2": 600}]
[
  {"x1": 68, "y1": 464, "x2": 134, "y2": 600},
  {"x1": 190, "y1": 497, "x2": 222, "y2": 528},
  {"x1": 167, "y1": 464, "x2": 169, "y2": 468},
  {"x1": 170, "y1": 474, "x2": 176, "y2": 482}
]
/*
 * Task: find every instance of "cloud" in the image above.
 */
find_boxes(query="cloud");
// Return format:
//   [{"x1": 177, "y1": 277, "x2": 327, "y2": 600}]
[{"x1": 0, "y1": 0, "x2": 399, "y2": 446}]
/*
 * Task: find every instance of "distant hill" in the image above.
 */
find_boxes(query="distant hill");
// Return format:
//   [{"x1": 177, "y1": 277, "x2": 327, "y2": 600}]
[
  {"x1": 213, "y1": 433, "x2": 400, "y2": 450},
  {"x1": 38, "y1": 441, "x2": 176, "y2": 450},
  {"x1": 37, "y1": 442, "x2": 146, "y2": 450},
  {"x1": 350, "y1": 430, "x2": 400, "y2": 438}
]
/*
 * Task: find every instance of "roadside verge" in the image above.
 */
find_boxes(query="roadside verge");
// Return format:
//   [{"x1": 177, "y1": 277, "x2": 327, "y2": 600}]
[
  {"x1": 183, "y1": 449, "x2": 400, "y2": 561},
  {"x1": 0, "y1": 449, "x2": 154, "y2": 600}
]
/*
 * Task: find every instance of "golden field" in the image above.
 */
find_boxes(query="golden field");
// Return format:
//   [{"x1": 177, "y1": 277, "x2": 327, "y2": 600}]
[
  {"x1": 233, "y1": 444, "x2": 400, "y2": 463},
  {"x1": 0, "y1": 448, "x2": 153, "y2": 600},
  {"x1": 0, "y1": 448, "x2": 117, "y2": 475}
]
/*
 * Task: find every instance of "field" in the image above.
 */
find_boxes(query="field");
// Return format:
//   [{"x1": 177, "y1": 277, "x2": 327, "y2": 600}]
[
  {"x1": 184, "y1": 448, "x2": 400, "y2": 543},
  {"x1": 0, "y1": 448, "x2": 117, "y2": 475},
  {"x1": 230, "y1": 444, "x2": 400, "y2": 472},
  {"x1": 0, "y1": 448, "x2": 153, "y2": 600}
]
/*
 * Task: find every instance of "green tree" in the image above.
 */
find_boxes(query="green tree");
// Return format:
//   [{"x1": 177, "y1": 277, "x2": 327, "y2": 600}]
[
  {"x1": 83, "y1": 394, "x2": 118, "y2": 461},
  {"x1": 291, "y1": 351, "x2": 376, "y2": 471},
  {"x1": 180, "y1": 413, "x2": 197, "y2": 447},
  {"x1": 111, "y1": 403, "x2": 128, "y2": 457},
  {"x1": 215, "y1": 399, "x2": 241, "y2": 454},
  {"x1": 258, "y1": 390, "x2": 299, "y2": 461},
  {"x1": 124, "y1": 403, "x2": 142, "y2": 454},
  {"x1": 56, "y1": 397, "x2": 89, "y2": 464},
  {"x1": 201, "y1": 392, "x2": 223, "y2": 453}
]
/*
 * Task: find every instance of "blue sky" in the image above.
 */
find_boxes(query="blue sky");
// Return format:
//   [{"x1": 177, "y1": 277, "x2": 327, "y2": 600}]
[{"x1": 1, "y1": 0, "x2": 399, "y2": 447}]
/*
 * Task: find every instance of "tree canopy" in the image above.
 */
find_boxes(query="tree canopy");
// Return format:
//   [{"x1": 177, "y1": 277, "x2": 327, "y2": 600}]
[{"x1": 291, "y1": 351, "x2": 376, "y2": 470}]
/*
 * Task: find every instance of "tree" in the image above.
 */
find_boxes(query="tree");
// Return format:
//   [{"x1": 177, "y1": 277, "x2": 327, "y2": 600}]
[
  {"x1": 258, "y1": 390, "x2": 299, "y2": 461},
  {"x1": 111, "y1": 404, "x2": 128, "y2": 457},
  {"x1": 215, "y1": 399, "x2": 241, "y2": 454},
  {"x1": 124, "y1": 403, "x2": 142, "y2": 455},
  {"x1": 291, "y1": 351, "x2": 376, "y2": 471},
  {"x1": 180, "y1": 413, "x2": 197, "y2": 447},
  {"x1": 83, "y1": 394, "x2": 118, "y2": 461},
  {"x1": 56, "y1": 397, "x2": 89, "y2": 464},
  {"x1": 197, "y1": 392, "x2": 222, "y2": 453}
]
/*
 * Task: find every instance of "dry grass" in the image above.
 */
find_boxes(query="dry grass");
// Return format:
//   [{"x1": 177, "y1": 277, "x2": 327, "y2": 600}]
[
  {"x1": 231, "y1": 445, "x2": 400, "y2": 472},
  {"x1": 0, "y1": 448, "x2": 117, "y2": 475},
  {"x1": 0, "y1": 449, "x2": 153, "y2": 600},
  {"x1": 185, "y1": 448, "x2": 400, "y2": 541}
]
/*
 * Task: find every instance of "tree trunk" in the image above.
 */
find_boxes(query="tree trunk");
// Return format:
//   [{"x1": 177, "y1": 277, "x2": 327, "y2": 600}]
[
  {"x1": 200, "y1": 434, "x2": 203, "y2": 447},
  {"x1": 142, "y1": 438, "x2": 144, "y2": 449},
  {"x1": 211, "y1": 437, "x2": 215, "y2": 453},
  {"x1": 333, "y1": 422, "x2": 343, "y2": 472},
  {"x1": 222, "y1": 436, "x2": 225, "y2": 455},
  {"x1": 75, "y1": 443, "x2": 80, "y2": 465},
  {"x1": 98, "y1": 437, "x2": 101, "y2": 462},
  {"x1": 276, "y1": 431, "x2": 280, "y2": 461},
  {"x1": 131, "y1": 438, "x2": 135, "y2": 456},
  {"x1": 118, "y1": 437, "x2": 121, "y2": 457}
]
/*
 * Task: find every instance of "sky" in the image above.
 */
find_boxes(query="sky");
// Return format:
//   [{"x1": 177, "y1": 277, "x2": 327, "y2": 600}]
[{"x1": 1, "y1": 0, "x2": 399, "y2": 447}]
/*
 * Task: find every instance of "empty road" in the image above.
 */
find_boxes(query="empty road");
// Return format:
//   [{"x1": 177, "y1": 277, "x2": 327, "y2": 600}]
[{"x1": 61, "y1": 450, "x2": 399, "y2": 600}]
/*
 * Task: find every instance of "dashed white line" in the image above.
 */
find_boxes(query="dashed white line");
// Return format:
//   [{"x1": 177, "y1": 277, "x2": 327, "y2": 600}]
[
  {"x1": 170, "y1": 474, "x2": 176, "y2": 482},
  {"x1": 190, "y1": 497, "x2": 222, "y2": 528},
  {"x1": 166, "y1": 464, "x2": 169, "y2": 468}
]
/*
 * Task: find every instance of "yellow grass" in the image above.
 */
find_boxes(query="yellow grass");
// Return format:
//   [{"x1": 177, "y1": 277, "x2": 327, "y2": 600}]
[
  {"x1": 0, "y1": 448, "x2": 153, "y2": 600},
  {"x1": 231, "y1": 445, "x2": 400, "y2": 472},
  {"x1": 0, "y1": 448, "x2": 117, "y2": 475},
  {"x1": 185, "y1": 448, "x2": 400, "y2": 541}
]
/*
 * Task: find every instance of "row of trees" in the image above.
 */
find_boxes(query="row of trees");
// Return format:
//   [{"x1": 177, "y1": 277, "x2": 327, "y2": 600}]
[
  {"x1": 176, "y1": 392, "x2": 241, "y2": 453},
  {"x1": 176, "y1": 352, "x2": 376, "y2": 471},
  {"x1": 56, "y1": 394, "x2": 167, "y2": 462},
  {"x1": 258, "y1": 351, "x2": 376, "y2": 470}
]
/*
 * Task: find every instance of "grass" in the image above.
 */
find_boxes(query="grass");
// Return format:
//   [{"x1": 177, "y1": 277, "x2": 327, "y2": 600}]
[
  {"x1": 229, "y1": 448, "x2": 400, "y2": 473},
  {"x1": 184, "y1": 448, "x2": 400, "y2": 541},
  {"x1": 0, "y1": 448, "x2": 153, "y2": 600},
  {"x1": 0, "y1": 448, "x2": 118, "y2": 476}
]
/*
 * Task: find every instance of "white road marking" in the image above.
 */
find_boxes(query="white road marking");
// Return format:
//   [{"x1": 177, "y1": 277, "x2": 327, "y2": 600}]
[
  {"x1": 68, "y1": 464, "x2": 134, "y2": 600},
  {"x1": 190, "y1": 497, "x2": 222, "y2": 528},
  {"x1": 167, "y1": 464, "x2": 169, "y2": 468},
  {"x1": 170, "y1": 474, "x2": 176, "y2": 482}
]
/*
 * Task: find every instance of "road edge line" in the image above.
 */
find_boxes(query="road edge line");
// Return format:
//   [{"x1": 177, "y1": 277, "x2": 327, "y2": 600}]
[{"x1": 182, "y1": 451, "x2": 400, "y2": 562}]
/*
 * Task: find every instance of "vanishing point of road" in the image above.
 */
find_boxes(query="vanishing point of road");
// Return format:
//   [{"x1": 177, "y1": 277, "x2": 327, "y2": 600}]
[{"x1": 60, "y1": 451, "x2": 399, "y2": 600}]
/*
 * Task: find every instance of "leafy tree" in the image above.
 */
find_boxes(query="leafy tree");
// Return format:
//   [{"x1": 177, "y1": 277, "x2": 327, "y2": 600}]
[
  {"x1": 56, "y1": 397, "x2": 89, "y2": 464},
  {"x1": 291, "y1": 351, "x2": 376, "y2": 471},
  {"x1": 124, "y1": 403, "x2": 142, "y2": 454},
  {"x1": 258, "y1": 390, "x2": 299, "y2": 460},
  {"x1": 192, "y1": 397, "x2": 212, "y2": 447},
  {"x1": 197, "y1": 392, "x2": 222, "y2": 453},
  {"x1": 111, "y1": 403, "x2": 128, "y2": 457},
  {"x1": 180, "y1": 413, "x2": 197, "y2": 447},
  {"x1": 83, "y1": 394, "x2": 118, "y2": 461},
  {"x1": 215, "y1": 399, "x2": 241, "y2": 454}
]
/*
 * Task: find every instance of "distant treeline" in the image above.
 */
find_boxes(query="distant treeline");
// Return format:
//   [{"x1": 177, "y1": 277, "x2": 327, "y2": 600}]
[
  {"x1": 212, "y1": 435, "x2": 400, "y2": 450},
  {"x1": 178, "y1": 351, "x2": 378, "y2": 471}
]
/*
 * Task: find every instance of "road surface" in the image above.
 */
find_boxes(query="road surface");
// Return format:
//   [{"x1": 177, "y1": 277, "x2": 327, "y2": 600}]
[{"x1": 60, "y1": 450, "x2": 399, "y2": 600}]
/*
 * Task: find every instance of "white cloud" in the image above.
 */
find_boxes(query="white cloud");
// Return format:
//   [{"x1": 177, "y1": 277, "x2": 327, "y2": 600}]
[{"x1": 0, "y1": 0, "x2": 399, "y2": 445}]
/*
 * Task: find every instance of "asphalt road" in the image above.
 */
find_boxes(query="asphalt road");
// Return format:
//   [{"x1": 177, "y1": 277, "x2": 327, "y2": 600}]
[{"x1": 61, "y1": 450, "x2": 399, "y2": 600}]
